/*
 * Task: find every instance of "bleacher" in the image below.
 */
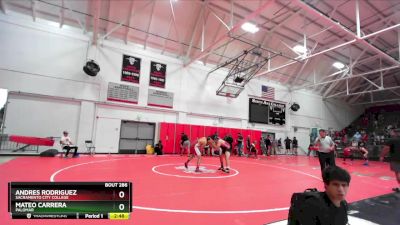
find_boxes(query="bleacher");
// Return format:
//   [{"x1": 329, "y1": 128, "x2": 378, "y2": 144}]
[{"x1": 334, "y1": 104, "x2": 400, "y2": 160}]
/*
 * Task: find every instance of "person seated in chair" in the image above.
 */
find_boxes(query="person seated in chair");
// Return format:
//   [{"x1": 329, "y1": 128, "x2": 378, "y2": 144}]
[
  {"x1": 154, "y1": 140, "x2": 163, "y2": 155},
  {"x1": 60, "y1": 131, "x2": 78, "y2": 158}
]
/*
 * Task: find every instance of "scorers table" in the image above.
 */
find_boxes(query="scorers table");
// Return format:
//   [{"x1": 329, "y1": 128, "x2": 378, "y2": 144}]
[{"x1": 8, "y1": 182, "x2": 132, "y2": 220}]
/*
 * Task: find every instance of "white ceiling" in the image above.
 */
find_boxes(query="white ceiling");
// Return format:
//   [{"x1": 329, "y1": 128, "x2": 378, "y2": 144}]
[{"x1": 2, "y1": 0, "x2": 400, "y2": 105}]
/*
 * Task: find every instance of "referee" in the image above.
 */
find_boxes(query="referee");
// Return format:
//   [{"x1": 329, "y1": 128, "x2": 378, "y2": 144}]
[{"x1": 314, "y1": 129, "x2": 336, "y2": 174}]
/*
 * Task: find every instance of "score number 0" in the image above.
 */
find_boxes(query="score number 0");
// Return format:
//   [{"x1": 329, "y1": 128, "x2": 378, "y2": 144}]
[{"x1": 119, "y1": 191, "x2": 126, "y2": 211}]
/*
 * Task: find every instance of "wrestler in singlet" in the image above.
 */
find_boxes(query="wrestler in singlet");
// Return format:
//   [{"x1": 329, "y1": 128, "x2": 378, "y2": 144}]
[{"x1": 184, "y1": 136, "x2": 215, "y2": 172}]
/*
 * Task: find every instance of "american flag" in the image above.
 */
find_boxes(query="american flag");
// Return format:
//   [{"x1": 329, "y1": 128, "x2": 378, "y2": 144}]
[{"x1": 261, "y1": 85, "x2": 275, "y2": 99}]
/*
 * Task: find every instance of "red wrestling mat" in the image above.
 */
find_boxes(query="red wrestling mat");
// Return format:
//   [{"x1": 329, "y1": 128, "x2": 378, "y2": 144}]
[{"x1": 0, "y1": 155, "x2": 397, "y2": 225}]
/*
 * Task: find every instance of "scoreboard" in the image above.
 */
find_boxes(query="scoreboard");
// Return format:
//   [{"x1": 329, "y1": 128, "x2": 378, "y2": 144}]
[
  {"x1": 249, "y1": 98, "x2": 286, "y2": 125},
  {"x1": 8, "y1": 182, "x2": 132, "y2": 220}
]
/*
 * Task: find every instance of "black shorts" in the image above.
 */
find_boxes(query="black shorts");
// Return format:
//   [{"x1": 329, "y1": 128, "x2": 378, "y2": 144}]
[
  {"x1": 221, "y1": 145, "x2": 231, "y2": 154},
  {"x1": 292, "y1": 145, "x2": 298, "y2": 148},
  {"x1": 390, "y1": 161, "x2": 400, "y2": 172}
]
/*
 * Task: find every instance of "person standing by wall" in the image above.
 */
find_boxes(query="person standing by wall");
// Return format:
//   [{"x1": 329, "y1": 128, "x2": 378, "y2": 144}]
[
  {"x1": 271, "y1": 137, "x2": 278, "y2": 155},
  {"x1": 284, "y1": 137, "x2": 292, "y2": 155},
  {"x1": 246, "y1": 135, "x2": 251, "y2": 156},
  {"x1": 314, "y1": 129, "x2": 336, "y2": 174},
  {"x1": 380, "y1": 128, "x2": 400, "y2": 192},
  {"x1": 154, "y1": 140, "x2": 163, "y2": 155},
  {"x1": 236, "y1": 133, "x2": 244, "y2": 156},
  {"x1": 292, "y1": 137, "x2": 298, "y2": 155},
  {"x1": 278, "y1": 138, "x2": 282, "y2": 152},
  {"x1": 264, "y1": 135, "x2": 272, "y2": 156}
]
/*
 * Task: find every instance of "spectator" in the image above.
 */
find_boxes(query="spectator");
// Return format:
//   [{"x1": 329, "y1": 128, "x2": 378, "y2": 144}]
[
  {"x1": 380, "y1": 128, "x2": 400, "y2": 192},
  {"x1": 362, "y1": 115, "x2": 369, "y2": 127},
  {"x1": 154, "y1": 140, "x2": 163, "y2": 155},
  {"x1": 236, "y1": 133, "x2": 244, "y2": 156},
  {"x1": 297, "y1": 166, "x2": 351, "y2": 225},
  {"x1": 284, "y1": 137, "x2": 292, "y2": 155},
  {"x1": 264, "y1": 135, "x2": 272, "y2": 156},
  {"x1": 361, "y1": 132, "x2": 369, "y2": 144},
  {"x1": 352, "y1": 131, "x2": 362, "y2": 143},
  {"x1": 278, "y1": 138, "x2": 282, "y2": 150},
  {"x1": 341, "y1": 134, "x2": 348, "y2": 146},
  {"x1": 246, "y1": 135, "x2": 251, "y2": 155},
  {"x1": 271, "y1": 138, "x2": 278, "y2": 155},
  {"x1": 292, "y1": 137, "x2": 298, "y2": 155},
  {"x1": 60, "y1": 131, "x2": 78, "y2": 158}
]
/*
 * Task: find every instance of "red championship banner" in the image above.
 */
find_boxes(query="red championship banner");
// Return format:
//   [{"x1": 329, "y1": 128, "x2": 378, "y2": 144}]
[
  {"x1": 149, "y1": 61, "x2": 166, "y2": 88},
  {"x1": 121, "y1": 54, "x2": 141, "y2": 83}
]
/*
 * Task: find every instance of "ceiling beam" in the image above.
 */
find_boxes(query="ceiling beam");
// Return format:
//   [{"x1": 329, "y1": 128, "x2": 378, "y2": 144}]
[
  {"x1": 184, "y1": 0, "x2": 275, "y2": 67},
  {"x1": 124, "y1": 1, "x2": 154, "y2": 44},
  {"x1": 354, "y1": 97, "x2": 400, "y2": 105},
  {"x1": 301, "y1": 65, "x2": 399, "y2": 90},
  {"x1": 169, "y1": 0, "x2": 184, "y2": 57},
  {"x1": 91, "y1": 0, "x2": 101, "y2": 45},
  {"x1": 144, "y1": 1, "x2": 156, "y2": 50},
  {"x1": 344, "y1": 69, "x2": 393, "y2": 103},
  {"x1": 161, "y1": 17, "x2": 173, "y2": 55},
  {"x1": 255, "y1": 17, "x2": 400, "y2": 80},
  {"x1": 203, "y1": 14, "x2": 227, "y2": 65},
  {"x1": 59, "y1": 0, "x2": 64, "y2": 28},
  {"x1": 124, "y1": 0, "x2": 135, "y2": 44},
  {"x1": 294, "y1": 0, "x2": 400, "y2": 66},
  {"x1": 31, "y1": 0, "x2": 37, "y2": 22},
  {"x1": 289, "y1": 42, "x2": 319, "y2": 86},
  {"x1": 185, "y1": 3, "x2": 206, "y2": 61},
  {"x1": 0, "y1": 0, "x2": 7, "y2": 14},
  {"x1": 104, "y1": 0, "x2": 112, "y2": 39},
  {"x1": 326, "y1": 84, "x2": 400, "y2": 99}
]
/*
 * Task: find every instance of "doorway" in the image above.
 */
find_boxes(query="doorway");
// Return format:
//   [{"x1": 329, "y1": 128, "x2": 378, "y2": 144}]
[{"x1": 119, "y1": 121, "x2": 155, "y2": 154}]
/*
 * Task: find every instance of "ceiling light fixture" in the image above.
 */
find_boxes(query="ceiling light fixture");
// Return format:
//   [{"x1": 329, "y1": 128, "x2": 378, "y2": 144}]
[
  {"x1": 292, "y1": 45, "x2": 307, "y2": 54},
  {"x1": 332, "y1": 62, "x2": 345, "y2": 69},
  {"x1": 241, "y1": 22, "x2": 259, "y2": 33}
]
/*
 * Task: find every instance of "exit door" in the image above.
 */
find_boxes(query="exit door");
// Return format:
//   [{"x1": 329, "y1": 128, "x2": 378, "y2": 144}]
[{"x1": 119, "y1": 121, "x2": 155, "y2": 154}]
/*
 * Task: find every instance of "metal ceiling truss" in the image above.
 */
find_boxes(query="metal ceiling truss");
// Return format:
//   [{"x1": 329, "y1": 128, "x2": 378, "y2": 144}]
[
  {"x1": 184, "y1": 0, "x2": 275, "y2": 67},
  {"x1": 59, "y1": 0, "x2": 64, "y2": 28},
  {"x1": 0, "y1": 0, "x2": 7, "y2": 14},
  {"x1": 144, "y1": 1, "x2": 156, "y2": 50},
  {"x1": 31, "y1": 0, "x2": 37, "y2": 21}
]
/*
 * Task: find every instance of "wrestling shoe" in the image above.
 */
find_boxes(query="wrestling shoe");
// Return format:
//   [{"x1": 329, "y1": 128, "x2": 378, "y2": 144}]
[{"x1": 222, "y1": 168, "x2": 230, "y2": 173}]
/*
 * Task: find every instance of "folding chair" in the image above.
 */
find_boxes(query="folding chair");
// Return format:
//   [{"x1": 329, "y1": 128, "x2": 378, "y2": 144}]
[{"x1": 85, "y1": 140, "x2": 96, "y2": 155}]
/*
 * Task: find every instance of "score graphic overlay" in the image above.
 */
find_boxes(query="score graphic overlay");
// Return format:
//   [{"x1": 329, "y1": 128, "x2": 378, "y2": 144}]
[{"x1": 8, "y1": 182, "x2": 132, "y2": 220}]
